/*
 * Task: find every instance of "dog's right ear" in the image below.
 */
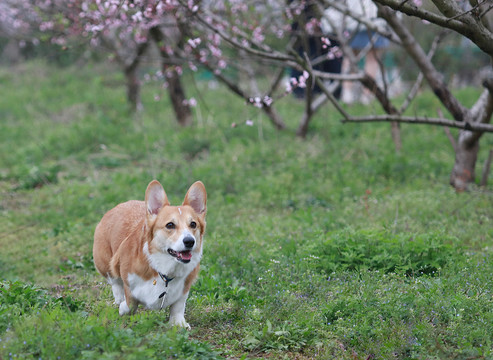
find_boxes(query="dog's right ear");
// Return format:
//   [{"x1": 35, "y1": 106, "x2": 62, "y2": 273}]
[{"x1": 145, "y1": 180, "x2": 169, "y2": 220}]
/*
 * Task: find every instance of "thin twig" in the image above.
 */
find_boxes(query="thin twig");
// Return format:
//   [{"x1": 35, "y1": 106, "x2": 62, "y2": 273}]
[
  {"x1": 479, "y1": 3, "x2": 493, "y2": 19},
  {"x1": 399, "y1": 33, "x2": 444, "y2": 114},
  {"x1": 446, "y1": 0, "x2": 489, "y2": 21},
  {"x1": 266, "y1": 67, "x2": 285, "y2": 97},
  {"x1": 315, "y1": 78, "x2": 352, "y2": 120},
  {"x1": 438, "y1": 108, "x2": 457, "y2": 150},
  {"x1": 443, "y1": 127, "x2": 458, "y2": 151}
]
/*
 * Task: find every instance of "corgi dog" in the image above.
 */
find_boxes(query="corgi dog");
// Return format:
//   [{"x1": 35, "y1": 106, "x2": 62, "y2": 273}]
[{"x1": 93, "y1": 180, "x2": 206, "y2": 329}]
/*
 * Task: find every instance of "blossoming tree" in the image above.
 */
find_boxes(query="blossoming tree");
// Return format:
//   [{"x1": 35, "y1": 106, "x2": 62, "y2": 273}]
[{"x1": 4, "y1": 0, "x2": 493, "y2": 190}]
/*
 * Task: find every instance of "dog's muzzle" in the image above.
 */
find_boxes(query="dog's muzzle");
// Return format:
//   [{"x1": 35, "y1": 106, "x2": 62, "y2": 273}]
[{"x1": 167, "y1": 249, "x2": 193, "y2": 263}]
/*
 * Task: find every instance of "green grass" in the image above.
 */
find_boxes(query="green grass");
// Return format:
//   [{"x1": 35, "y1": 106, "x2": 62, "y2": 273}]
[{"x1": 1, "y1": 60, "x2": 492, "y2": 359}]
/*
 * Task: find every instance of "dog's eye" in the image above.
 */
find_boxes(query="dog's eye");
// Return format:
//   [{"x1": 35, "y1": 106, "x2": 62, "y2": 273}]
[
  {"x1": 165, "y1": 222, "x2": 175, "y2": 230},
  {"x1": 190, "y1": 221, "x2": 197, "y2": 229}
]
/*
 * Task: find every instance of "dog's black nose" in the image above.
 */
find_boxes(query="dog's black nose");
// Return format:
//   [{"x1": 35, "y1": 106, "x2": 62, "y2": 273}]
[{"x1": 183, "y1": 236, "x2": 195, "y2": 249}]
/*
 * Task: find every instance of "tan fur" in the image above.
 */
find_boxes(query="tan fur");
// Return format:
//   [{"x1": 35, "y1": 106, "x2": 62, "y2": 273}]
[
  {"x1": 93, "y1": 180, "x2": 206, "y2": 326},
  {"x1": 184, "y1": 265, "x2": 200, "y2": 295}
]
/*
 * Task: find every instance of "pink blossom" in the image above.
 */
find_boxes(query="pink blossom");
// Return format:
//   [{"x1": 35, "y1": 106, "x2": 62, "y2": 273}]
[
  {"x1": 182, "y1": 98, "x2": 197, "y2": 107},
  {"x1": 39, "y1": 21, "x2": 54, "y2": 31},
  {"x1": 263, "y1": 96, "x2": 273, "y2": 107},
  {"x1": 188, "y1": 62, "x2": 198, "y2": 72},
  {"x1": 327, "y1": 46, "x2": 342, "y2": 60},
  {"x1": 305, "y1": 18, "x2": 319, "y2": 35},
  {"x1": 251, "y1": 97, "x2": 263, "y2": 108},
  {"x1": 199, "y1": 49, "x2": 208, "y2": 63},
  {"x1": 187, "y1": 37, "x2": 201, "y2": 48},
  {"x1": 131, "y1": 11, "x2": 143, "y2": 22},
  {"x1": 135, "y1": 33, "x2": 147, "y2": 44},
  {"x1": 252, "y1": 27, "x2": 264, "y2": 43},
  {"x1": 298, "y1": 77, "x2": 307, "y2": 88},
  {"x1": 245, "y1": 119, "x2": 254, "y2": 126},
  {"x1": 218, "y1": 59, "x2": 227, "y2": 69},
  {"x1": 321, "y1": 37, "x2": 331, "y2": 49},
  {"x1": 208, "y1": 44, "x2": 222, "y2": 58},
  {"x1": 51, "y1": 37, "x2": 66, "y2": 46},
  {"x1": 188, "y1": 0, "x2": 198, "y2": 12}
]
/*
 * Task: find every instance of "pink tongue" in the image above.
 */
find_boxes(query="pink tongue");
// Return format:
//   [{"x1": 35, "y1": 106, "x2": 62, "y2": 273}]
[{"x1": 178, "y1": 251, "x2": 192, "y2": 260}]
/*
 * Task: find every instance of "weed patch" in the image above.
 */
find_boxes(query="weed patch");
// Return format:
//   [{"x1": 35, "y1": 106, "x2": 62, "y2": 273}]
[
  {"x1": 308, "y1": 229, "x2": 462, "y2": 275},
  {"x1": 0, "y1": 280, "x2": 83, "y2": 332},
  {"x1": 2, "y1": 306, "x2": 221, "y2": 360}
]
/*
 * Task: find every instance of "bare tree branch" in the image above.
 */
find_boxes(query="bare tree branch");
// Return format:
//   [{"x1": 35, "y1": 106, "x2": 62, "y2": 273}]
[
  {"x1": 342, "y1": 114, "x2": 493, "y2": 132},
  {"x1": 378, "y1": 5, "x2": 469, "y2": 121},
  {"x1": 374, "y1": 0, "x2": 493, "y2": 56},
  {"x1": 314, "y1": 77, "x2": 352, "y2": 121},
  {"x1": 202, "y1": 60, "x2": 287, "y2": 130}
]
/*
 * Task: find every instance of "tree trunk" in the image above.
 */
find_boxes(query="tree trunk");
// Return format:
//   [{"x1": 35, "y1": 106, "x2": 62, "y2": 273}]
[
  {"x1": 125, "y1": 65, "x2": 142, "y2": 112},
  {"x1": 167, "y1": 71, "x2": 192, "y2": 126},
  {"x1": 480, "y1": 149, "x2": 493, "y2": 187},
  {"x1": 450, "y1": 131, "x2": 480, "y2": 191},
  {"x1": 391, "y1": 122, "x2": 402, "y2": 153},
  {"x1": 2, "y1": 39, "x2": 22, "y2": 64},
  {"x1": 149, "y1": 25, "x2": 192, "y2": 126}
]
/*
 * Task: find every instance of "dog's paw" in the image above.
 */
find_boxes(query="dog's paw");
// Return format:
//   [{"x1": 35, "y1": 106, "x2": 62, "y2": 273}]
[
  {"x1": 169, "y1": 316, "x2": 191, "y2": 330},
  {"x1": 113, "y1": 293, "x2": 125, "y2": 305},
  {"x1": 119, "y1": 301, "x2": 130, "y2": 316}
]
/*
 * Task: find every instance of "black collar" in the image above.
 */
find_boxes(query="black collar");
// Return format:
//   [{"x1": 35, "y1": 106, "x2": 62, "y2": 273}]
[
  {"x1": 158, "y1": 272, "x2": 174, "y2": 287},
  {"x1": 158, "y1": 273, "x2": 174, "y2": 300}
]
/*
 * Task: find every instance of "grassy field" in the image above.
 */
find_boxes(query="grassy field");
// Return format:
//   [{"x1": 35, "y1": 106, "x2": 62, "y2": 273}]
[{"x1": 0, "y1": 61, "x2": 492, "y2": 359}]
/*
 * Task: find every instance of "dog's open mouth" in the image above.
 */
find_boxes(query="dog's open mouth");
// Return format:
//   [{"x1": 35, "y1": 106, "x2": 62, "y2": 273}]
[{"x1": 167, "y1": 249, "x2": 192, "y2": 263}]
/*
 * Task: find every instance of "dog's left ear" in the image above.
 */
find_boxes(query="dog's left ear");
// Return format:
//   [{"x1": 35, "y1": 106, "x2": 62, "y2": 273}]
[
  {"x1": 145, "y1": 180, "x2": 170, "y2": 219},
  {"x1": 183, "y1": 181, "x2": 207, "y2": 215}
]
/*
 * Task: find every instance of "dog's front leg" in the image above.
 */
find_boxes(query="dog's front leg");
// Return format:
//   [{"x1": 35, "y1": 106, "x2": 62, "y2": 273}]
[
  {"x1": 119, "y1": 283, "x2": 138, "y2": 315},
  {"x1": 169, "y1": 292, "x2": 190, "y2": 329}
]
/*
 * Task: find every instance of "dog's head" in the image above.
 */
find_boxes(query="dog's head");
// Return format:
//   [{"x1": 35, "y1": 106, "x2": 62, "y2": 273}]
[{"x1": 144, "y1": 180, "x2": 207, "y2": 264}]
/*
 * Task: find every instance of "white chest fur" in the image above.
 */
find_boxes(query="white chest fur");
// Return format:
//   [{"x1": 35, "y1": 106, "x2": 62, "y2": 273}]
[
  {"x1": 127, "y1": 273, "x2": 185, "y2": 309},
  {"x1": 126, "y1": 242, "x2": 201, "y2": 310}
]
